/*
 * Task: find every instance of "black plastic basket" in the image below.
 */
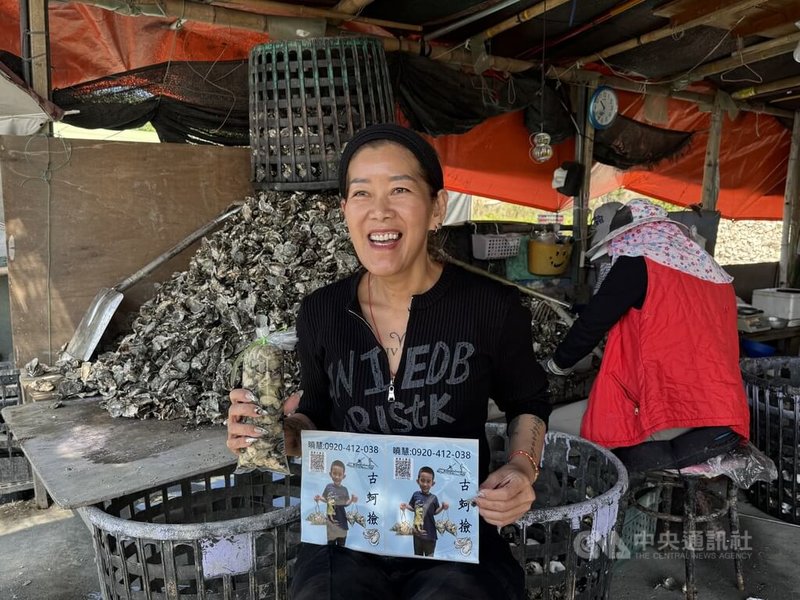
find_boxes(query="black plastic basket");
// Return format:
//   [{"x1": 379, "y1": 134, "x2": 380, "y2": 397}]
[
  {"x1": 486, "y1": 425, "x2": 629, "y2": 600},
  {"x1": 0, "y1": 366, "x2": 30, "y2": 497},
  {"x1": 80, "y1": 465, "x2": 301, "y2": 600},
  {"x1": 741, "y1": 357, "x2": 800, "y2": 524},
  {"x1": 249, "y1": 36, "x2": 394, "y2": 191}
]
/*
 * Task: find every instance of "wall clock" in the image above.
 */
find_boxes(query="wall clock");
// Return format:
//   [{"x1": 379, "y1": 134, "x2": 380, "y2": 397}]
[{"x1": 588, "y1": 86, "x2": 619, "y2": 130}]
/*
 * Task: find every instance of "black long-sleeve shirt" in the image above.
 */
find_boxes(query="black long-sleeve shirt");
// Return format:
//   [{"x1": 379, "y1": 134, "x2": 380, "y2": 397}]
[
  {"x1": 295, "y1": 263, "x2": 551, "y2": 481},
  {"x1": 554, "y1": 256, "x2": 648, "y2": 368}
]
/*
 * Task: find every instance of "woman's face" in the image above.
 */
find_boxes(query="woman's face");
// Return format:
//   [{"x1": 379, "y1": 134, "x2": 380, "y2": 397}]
[{"x1": 341, "y1": 142, "x2": 446, "y2": 278}]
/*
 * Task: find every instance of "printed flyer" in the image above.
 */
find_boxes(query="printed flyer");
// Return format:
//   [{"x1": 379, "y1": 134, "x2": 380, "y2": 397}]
[{"x1": 300, "y1": 430, "x2": 480, "y2": 563}]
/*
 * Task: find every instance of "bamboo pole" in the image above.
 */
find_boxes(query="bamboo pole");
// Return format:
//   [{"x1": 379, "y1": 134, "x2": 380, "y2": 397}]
[
  {"x1": 382, "y1": 38, "x2": 535, "y2": 73},
  {"x1": 780, "y1": 111, "x2": 800, "y2": 286},
  {"x1": 574, "y1": 0, "x2": 767, "y2": 66},
  {"x1": 520, "y1": 0, "x2": 646, "y2": 59},
  {"x1": 685, "y1": 32, "x2": 800, "y2": 82},
  {"x1": 479, "y1": 0, "x2": 572, "y2": 41},
  {"x1": 548, "y1": 65, "x2": 795, "y2": 119},
  {"x1": 215, "y1": 0, "x2": 421, "y2": 31},
  {"x1": 732, "y1": 75, "x2": 800, "y2": 101},
  {"x1": 160, "y1": 0, "x2": 270, "y2": 30},
  {"x1": 770, "y1": 94, "x2": 800, "y2": 104},
  {"x1": 445, "y1": 254, "x2": 604, "y2": 357},
  {"x1": 427, "y1": 0, "x2": 521, "y2": 41},
  {"x1": 444, "y1": 256, "x2": 571, "y2": 309},
  {"x1": 67, "y1": 0, "x2": 532, "y2": 72}
]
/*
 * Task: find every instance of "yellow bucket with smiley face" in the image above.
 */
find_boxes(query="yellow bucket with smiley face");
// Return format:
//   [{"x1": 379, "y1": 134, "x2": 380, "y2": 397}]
[{"x1": 527, "y1": 239, "x2": 573, "y2": 276}]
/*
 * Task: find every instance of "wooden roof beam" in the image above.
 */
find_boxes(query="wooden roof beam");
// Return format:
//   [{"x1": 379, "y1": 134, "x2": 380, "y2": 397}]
[
  {"x1": 682, "y1": 31, "x2": 800, "y2": 82},
  {"x1": 733, "y1": 2, "x2": 800, "y2": 37},
  {"x1": 67, "y1": 0, "x2": 532, "y2": 73},
  {"x1": 548, "y1": 65, "x2": 795, "y2": 118},
  {"x1": 770, "y1": 92, "x2": 800, "y2": 104},
  {"x1": 655, "y1": 0, "x2": 761, "y2": 29},
  {"x1": 211, "y1": 0, "x2": 421, "y2": 31},
  {"x1": 573, "y1": 0, "x2": 767, "y2": 67}
]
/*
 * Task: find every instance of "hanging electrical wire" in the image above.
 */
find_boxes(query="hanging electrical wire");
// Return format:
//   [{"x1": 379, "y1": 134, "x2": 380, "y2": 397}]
[{"x1": 531, "y1": 1, "x2": 553, "y2": 163}]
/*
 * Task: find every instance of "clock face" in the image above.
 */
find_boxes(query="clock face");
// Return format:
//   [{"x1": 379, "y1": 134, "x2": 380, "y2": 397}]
[{"x1": 590, "y1": 87, "x2": 619, "y2": 129}]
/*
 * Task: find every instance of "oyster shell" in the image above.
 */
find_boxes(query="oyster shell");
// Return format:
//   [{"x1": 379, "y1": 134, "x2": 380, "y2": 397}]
[{"x1": 50, "y1": 190, "x2": 355, "y2": 425}]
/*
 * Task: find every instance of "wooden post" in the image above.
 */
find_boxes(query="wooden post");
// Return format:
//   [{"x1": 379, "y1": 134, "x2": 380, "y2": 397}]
[
  {"x1": 701, "y1": 94, "x2": 723, "y2": 212},
  {"x1": 19, "y1": 0, "x2": 52, "y2": 507},
  {"x1": 780, "y1": 112, "x2": 800, "y2": 287},
  {"x1": 21, "y1": 0, "x2": 51, "y2": 102},
  {"x1": 572, "y1": 85, "x2": 595, "y2": 293}
]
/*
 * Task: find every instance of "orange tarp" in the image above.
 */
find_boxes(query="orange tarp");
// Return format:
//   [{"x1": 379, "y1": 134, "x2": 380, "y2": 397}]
[
  {"x1": 0, "y1": 0, "x2": 267, "y2": 89},
  {"x1": 428, "y1": 111, "x2": 577, "y2": 214},
  {"x1": 605, "y1": 92, "x2": 790, "y2": 220}
]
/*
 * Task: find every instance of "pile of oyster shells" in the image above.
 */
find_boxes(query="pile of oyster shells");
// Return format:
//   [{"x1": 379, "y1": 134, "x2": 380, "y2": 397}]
[
  {"x1": 43, "y1": 190, "x2": 357, "y2": 425},
  {"x1": 38, "y1": 190, "x2": 579, "y2": 425},
  {"x1": 525, "y1": 299, "x2": 571, "y2": 357}
]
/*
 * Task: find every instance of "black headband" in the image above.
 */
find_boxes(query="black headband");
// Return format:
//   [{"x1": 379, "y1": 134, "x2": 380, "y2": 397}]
[{"x1": 338, "y1": 124, "x2": 444, "y2": 197}]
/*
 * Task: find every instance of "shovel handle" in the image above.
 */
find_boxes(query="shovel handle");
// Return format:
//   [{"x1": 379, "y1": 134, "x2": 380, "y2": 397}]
[{"x1": 115, "y1": 204, "x2": 243, "y2": 292}]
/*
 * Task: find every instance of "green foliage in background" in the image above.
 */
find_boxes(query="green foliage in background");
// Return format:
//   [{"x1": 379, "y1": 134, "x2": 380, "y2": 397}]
[{"x1": 469, "y1": 188, "x2": 678, "y2": 226}]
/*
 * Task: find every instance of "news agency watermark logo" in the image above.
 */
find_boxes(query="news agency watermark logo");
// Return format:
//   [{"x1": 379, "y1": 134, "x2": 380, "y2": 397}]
[{"x1": 572, "y1": 529, "x2": 754, "y2": 561}]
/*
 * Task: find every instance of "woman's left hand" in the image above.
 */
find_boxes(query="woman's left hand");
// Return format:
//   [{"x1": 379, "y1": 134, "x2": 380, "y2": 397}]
[{"x1": 475, "y1": 463, "x2": 536, "y2": 527}]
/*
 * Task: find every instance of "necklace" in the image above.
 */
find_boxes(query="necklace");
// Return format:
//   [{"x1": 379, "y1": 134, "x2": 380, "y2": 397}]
[{"x1": 367, "y1": 272, "x2": 397, "y2": 402}]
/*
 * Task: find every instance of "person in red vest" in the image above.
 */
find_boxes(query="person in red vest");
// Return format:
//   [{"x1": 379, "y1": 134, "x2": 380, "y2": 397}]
[{"x1": 547, "y1": 199, "x2": 749, "y2": 471}]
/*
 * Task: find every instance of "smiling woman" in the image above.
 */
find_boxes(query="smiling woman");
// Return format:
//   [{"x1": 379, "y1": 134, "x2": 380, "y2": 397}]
[{"x1": 226, "y1": 124, "x2": 551, "y2": 600}]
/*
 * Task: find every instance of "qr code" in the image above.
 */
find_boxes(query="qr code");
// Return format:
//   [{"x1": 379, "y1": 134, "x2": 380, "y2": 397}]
[
  {"x1": 309, "y1": 451, "x2": 325, "y2": 473},
  {"x1": 394, "y1": 457, "x2": 412, "y2": 480}
]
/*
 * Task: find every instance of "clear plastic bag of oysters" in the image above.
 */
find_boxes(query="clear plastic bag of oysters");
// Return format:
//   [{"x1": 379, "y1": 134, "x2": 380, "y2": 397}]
[{"x1": 231, "y1": 327, "x2": 298, "y2": 475}]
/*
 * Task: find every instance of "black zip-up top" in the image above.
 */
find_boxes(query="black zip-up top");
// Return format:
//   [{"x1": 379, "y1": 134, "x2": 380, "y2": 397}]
[{"x1": 296, "y1": 263, "x2": 550, "y2": 480}]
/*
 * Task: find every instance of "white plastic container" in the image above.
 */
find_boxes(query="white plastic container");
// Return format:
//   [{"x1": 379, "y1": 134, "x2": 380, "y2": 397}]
[{"x1": 752, "y1": 288, "x2": 800, "y2": 321}]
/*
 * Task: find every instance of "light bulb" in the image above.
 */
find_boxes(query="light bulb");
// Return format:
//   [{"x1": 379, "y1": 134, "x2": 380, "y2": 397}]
[
  {"x1": 531, "y1": 144, "x2": 553, "y2": 163},
  {"x1": 533, "y1": 132, "x2": 551, "y2": 146},
  {"x1": 530, "y1": 131, "x2": 553, "y2": 163}
]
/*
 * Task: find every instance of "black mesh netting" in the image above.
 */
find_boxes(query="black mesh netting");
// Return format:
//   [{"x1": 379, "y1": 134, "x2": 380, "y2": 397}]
[
  {"x1": 593, "y1": 114, "x2": 694, "y2": 169},
  {"x1": 53, "y1": 60, "x2": 251, "y2": 145},
  {"x1": 387, "y1": 52, "x2": 574, "y2": 142},
  {"x1": 38, "y1": 52, "x2": 694, "y2": 169}
]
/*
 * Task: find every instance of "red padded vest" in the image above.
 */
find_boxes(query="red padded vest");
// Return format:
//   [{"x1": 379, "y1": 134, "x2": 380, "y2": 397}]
[{"x1": 580, "y1": 259, "x2": 750, "y2": 448}]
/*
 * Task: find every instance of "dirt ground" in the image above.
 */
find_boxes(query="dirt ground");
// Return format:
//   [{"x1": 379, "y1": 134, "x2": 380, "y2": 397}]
[
  {"x1": 0, "y1": 497, "x2": 100, "y2": 600},
  {"x1": 0, "y1": 491, "x2": 798, "y2": 600}
]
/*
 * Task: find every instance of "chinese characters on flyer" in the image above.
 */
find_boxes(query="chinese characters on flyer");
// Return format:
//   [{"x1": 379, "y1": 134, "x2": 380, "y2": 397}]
[{"x1": 300, "y1": 430, "x2": 480, "y2": 563}]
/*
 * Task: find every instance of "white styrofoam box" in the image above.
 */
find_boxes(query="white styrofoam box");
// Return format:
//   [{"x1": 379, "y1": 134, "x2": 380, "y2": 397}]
[{"x1": 752, "y1": 288, "x2": 800, "y2": 321}]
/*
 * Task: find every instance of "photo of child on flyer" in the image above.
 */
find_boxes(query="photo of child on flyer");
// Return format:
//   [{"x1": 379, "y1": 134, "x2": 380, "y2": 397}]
[
  {"x1": 315, "y1": 460, "x2": 358, "y2": 546},
  {"x1": 399, "y1": 466, "x2": 449, "y2": 557}
]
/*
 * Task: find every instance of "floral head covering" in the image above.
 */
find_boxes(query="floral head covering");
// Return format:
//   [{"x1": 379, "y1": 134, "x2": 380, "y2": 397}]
[{"x1": 607, "y1": 199, "x2": 732, "y2": 284}]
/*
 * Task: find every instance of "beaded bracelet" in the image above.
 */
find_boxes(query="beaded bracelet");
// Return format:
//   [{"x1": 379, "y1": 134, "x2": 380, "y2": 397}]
[{"x1": 508, "y1": 449, "x2": 541, "y2": 483}]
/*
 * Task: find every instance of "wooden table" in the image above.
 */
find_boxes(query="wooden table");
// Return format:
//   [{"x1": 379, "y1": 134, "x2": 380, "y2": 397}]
[{"x1": 1, "y1": 396, "x2": 235, "y2": 509}]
